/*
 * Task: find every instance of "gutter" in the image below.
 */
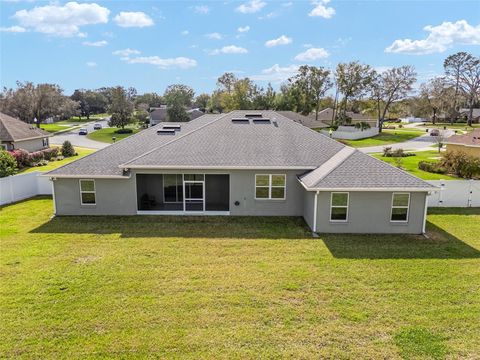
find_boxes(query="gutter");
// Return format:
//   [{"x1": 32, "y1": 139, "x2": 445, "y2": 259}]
[{"x1": 313, "y1": 190, "x2": 319, "y2": 233}]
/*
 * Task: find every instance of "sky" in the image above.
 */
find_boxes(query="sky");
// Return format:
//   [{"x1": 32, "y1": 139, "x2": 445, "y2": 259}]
[{"x1": 0, "y1": 0, "x2": 479, "y2": 96}]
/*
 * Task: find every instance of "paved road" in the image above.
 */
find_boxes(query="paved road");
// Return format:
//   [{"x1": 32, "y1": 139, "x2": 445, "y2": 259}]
[
  {"x1": 50, "y1": 118, "x2": 110, "y2": 149},
  {"x1": 360, "y1": 130, "x2": 455, "y2": 154}
]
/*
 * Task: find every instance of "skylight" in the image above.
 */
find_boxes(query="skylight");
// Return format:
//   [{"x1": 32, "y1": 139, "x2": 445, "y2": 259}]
[{"x1": 157, "y1": 129, "x2": 176, "y2": 135}]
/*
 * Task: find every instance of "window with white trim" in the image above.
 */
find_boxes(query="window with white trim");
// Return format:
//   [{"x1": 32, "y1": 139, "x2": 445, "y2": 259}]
[
  {"x1": 391, "y1": 193, "x2": 410, "y2": 222},
  {"x1": 330, "y1": 192, "x2": 349, "y2": 221},
  {"x1": 80, "y1": 179, "x2": 96, "y2": 205},
  {"x1": 255, "y1": 174, "x2": 286, "y2": 200}
]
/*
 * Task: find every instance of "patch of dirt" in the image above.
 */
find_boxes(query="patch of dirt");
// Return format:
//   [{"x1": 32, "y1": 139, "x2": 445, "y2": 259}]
[{"x1": 74, "y1": 255, "x2": 100, "y2": 264}]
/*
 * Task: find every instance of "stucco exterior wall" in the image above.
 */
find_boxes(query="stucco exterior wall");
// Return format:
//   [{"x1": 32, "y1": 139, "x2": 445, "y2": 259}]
[
  {"x1": 302, "y1": 190, "x2": 315, "y2": 230},
  {"x1": 446, "y1": 144, "x2": 480, "y2": 158},
  {"x1": 12, "y1": 138, "x2": 49, "y2": 152},
  {"x1": 53, "y1": 177, "x2": 137, "y2": 215},
  {"x1": 314, "y1": 191, "x2": 427, "y2": 234}
]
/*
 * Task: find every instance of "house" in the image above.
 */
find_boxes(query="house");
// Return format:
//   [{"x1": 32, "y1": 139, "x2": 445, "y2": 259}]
[
  {"x1": 459, "y1": 108, "x2": 480, "y2": 124},
  {"x1": 149, "y1": 106, "x2": 204, "y2": 126},
  {"x1": 400, "y1": 117, "x2": 426, "y2": 124},
  {"x1": 314, "y1": 108, "x2": 378, "y2": 127},
  {"x1": 0, "y1": 112, "x2": 51, "y2": 152},
  {"x1": 445, "y1": 129, "x2": 480, "y2": 158},
  {"x1": 277, "y1": 111, "x2": 329, "y2": 129},
  {"x1": 46, "y1": 111, "x2": 436, "y2": 234}
]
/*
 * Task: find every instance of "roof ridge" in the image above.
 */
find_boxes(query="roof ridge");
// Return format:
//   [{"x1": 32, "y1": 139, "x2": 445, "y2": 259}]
[
  {"x1": 301, "y1": 147, "x2": 356, "y2": 187},
  {"x1": 0, "y1": 113, "x2": 16, "y2": 141},
  {"x1": 120, "y1": 112, "x2": 231, "y2": 168}
]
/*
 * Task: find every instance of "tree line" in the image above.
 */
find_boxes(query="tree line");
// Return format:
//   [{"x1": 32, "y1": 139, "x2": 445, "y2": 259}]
[{"x1": 0, "y1": 51, "x2": 478, "y2": 130}]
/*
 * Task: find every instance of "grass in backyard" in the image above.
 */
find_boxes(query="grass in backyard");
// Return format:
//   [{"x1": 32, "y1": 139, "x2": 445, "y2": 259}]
[
  {"x1": 17, "y1": 147, "x2": 95, "y2": 174},
  {"x1": 1, "y1": 197, "x2": 479, "y2": 358},
  {"x1": 372, "y1": 150, "x2": 458, "y2": 180},
  {"x1": 87, "y1": 127, "x2": 141, "y2": 143},
  {"x1": 40, "y1": 123, "x2": 72, "y2": 133},
  {"x1": 341, "y1": 129, "x2": 425, "y2": 148}
]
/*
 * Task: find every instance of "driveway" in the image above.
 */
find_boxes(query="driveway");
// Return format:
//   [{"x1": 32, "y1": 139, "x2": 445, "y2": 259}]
[
  {"x1": 359, "y1": 130, "x2": 455, "y2": 154},
  {"x1": 50, "y1": 118, "x2": 110, "y2": 149}
]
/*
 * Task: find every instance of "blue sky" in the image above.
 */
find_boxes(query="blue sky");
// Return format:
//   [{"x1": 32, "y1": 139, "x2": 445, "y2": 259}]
[{"x1": 1, "y1": 0, "x2": 479, "y2": 95}]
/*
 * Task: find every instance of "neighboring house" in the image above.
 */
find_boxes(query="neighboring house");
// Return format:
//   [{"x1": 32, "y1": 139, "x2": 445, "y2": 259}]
[
  {"x1": 459, "y1": 108, "x2": 480, "y2": 124},
  {"x1": 445, "y1": 129, "x2": 480, "y2": 158},
  {"x1": 149, "y1": 106, "x2": 204, "y2": 126},
  {"x1": 315, "y1": 108, "x2": 378, "y2": 127},
  {"x1": 0, "y1": 112, "x2": 51, "y2": 152},
  {"x1": 46, "y1": 111, "x2": 436, "y2": 234},
  {"x1": 400, "y1": 117, "x2": 426, "y2": 124},
  {"x1": 276, "y1": 111, "x2": 329, "y2": 129}
]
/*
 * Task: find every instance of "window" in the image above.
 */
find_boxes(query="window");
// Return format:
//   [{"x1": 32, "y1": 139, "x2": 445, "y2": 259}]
[
  {"x1": 330, "y1": 192, "x2": 349, "y2": 222},
  {"x1": 255, "y1": 174, "x2": 286, "y2": 200},
  {"x1": 163, "y1": 174, "x2": 183, "y2": 203},
  {"x1": 79, "y1": 180, "x2": 96, "y2": 205},
  {"x1": 391, "y1": 193, "x2": 410, "y2": 222},
  {"x1": 42, "y1": 138, "x2": 49, "y2": 147}
]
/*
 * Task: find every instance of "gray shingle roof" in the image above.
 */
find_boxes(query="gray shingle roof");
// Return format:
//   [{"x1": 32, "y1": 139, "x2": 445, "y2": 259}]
[
  {"x1": 0, "y1": 112, "x2": 51, "y2": 142},
  {"x1": 47, "y1": 110, "x2": 435, "y2": 191}
]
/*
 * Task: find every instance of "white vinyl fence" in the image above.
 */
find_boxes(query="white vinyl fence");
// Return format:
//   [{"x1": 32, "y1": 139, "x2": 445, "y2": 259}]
[
  {"x1": 427, "y1": 180, "x2": 480, "y2": 207},
  {"x1": 0, "y1": 171, "x2": 51, "y2": 206}
]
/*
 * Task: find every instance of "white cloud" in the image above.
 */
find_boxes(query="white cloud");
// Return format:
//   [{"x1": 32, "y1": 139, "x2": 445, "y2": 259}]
[
  {"x1": 82, "y1": 40, "x2": 108, "y2": 47},
  {"x1": 309, "y1": 0, "x2": 335, "y2": 19},
  {"x1": 112, "y1": 48, "x2": 141, "y2": 57},
  {"x1": 194, "y1": 5, "x2": 210, "y2": 14},
  {"x1": 236, "y1": 0, "x2": 266, "y2": 14},
  {"x1": 181, "y1": 30, "x2": 189, "y2": 35},
  {"x1": 238, "y1": 25, "x2": 250, "y2": 33},
  {"x1": 265, "y1": 35, "x2": 292, "y2": 47},
  {"x1": 206, "y1": 32, "x2": 223, "y2": 40},
  {"x1": 385, "y1": 20, "x2": 480, "y2": 54},
  {"x1": 86, "y1": 61, "x2": 97, "y2": 67},
  {"x1": 123, "y1": 56, "x2": 197, "y2": 69},
  {"x1": 294, "y1": 47, "x2": 329, "y2": 61},
  {"x1": 210, "y1": 45, "x2": 248, "y2": 55},
  {"x1": 250, "y1": 64, "x2": 299, "y2": 82},
  {"x1": 0, "y1": 26, "x2": 26, "y2": 33},
  {"x1": 114, "y1": 11, "x2": 154, "y2": 28},
  {"x1": 12, "y1": 1, "x2": 109, "y2": 37}
]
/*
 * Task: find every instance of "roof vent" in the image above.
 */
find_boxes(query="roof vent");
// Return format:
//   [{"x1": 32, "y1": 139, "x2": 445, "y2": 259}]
[
  {"x1": 245, "y1": 113, "x2": 263, "y2": 118},
  {"x1": 157, "y1": 129, "x2": 176, "y2": 135},
  {"x1": 232, "y1": 118, "x2": 250, "y2": 123}
]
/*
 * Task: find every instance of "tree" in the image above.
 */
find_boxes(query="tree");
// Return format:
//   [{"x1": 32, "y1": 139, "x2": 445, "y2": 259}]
[
  {"x1": 252, "y1": 83, "x2": 276, "y2": 110},
  {"x1": 456, "y1": 54, "x2": 480, "y2": 126},
  {"x1": 194, "y1": 93, "x2": 210, "y2": 112},
  {"x1": 371, "y1": 66, "x2": 417, "y2": 131},
  {"x1": 0, "y1": 151, "x2": 17, "y2": 178},
  {"x1": 419, "y1": 77, "x2": 454, "y2": 124},
  {"x1": 135, "y1": 92, "x2": 164, "y2": 108},
  {"x1": 444, "y1": 52, "x2": 473, "y2": 121},
  {"x1": 135, "y1": 103, "x2": 150, "y2": 126},
  {"x1": 164, "y1": 84, "x2": 195, "y2": 122},
  {"x1": 108, "y1": 86, "x2": 134, "y2": 129},
  {"x1": 61, "y1": 140, "x2": 76, "y2": 157},
  {"x1": 289, "y1": 65, "x2": 332, "y2": 120},
  {"x1": 334, "y1": 62, "x2": 375, "y2": 119},
  {"x1": 217, "y1": 73, "x2": 237, "y2": 94}
]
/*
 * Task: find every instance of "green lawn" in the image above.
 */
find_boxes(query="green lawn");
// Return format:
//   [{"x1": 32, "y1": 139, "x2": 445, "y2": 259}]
[
  {"x1": 1, "y1": 197, "x2": 479, "y2": 358},
  {"x1": 87, "y1": 127, "x2": 141, "y2": 143},
  {"x1": 341, "y1": 129, "x2": 425, "y2": 148},
  {"x1": 18, "y1": 147, "x2": 95, "y2": 174},
  {"x1": 372, "y1": 150, "x2": 458, "y2": 180},
  {"x1": 40, "y1": 123, "x2": 72, "y2": 133}
]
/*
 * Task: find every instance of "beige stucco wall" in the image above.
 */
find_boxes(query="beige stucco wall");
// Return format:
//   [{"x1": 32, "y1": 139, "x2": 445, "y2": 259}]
[{"x1": 447, "y1": 144, "x2": 480, "y2": 158}]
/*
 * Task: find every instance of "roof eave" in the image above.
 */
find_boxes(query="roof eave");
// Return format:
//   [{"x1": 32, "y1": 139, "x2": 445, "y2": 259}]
[{"x1": 121, "y1": 165, "x2": 317, "y2": 170}]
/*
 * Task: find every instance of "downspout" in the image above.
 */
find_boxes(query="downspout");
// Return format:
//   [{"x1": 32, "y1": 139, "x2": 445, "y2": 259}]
[
  {"x1": 313, "y1": 191, "x2": 319, "y2": 233},
  {"x1": 422, "y1": 192, "x2": 429, "y2": 234},
  {"x1": 50, "y1": 178, "x2": 57, "y2": 216}
]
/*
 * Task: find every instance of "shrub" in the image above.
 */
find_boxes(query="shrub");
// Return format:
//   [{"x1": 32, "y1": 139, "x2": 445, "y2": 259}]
[
  {"x1": 0, "y1": 150, "x2": 18, "y2": 177},
  {"x1": 61, "y1": 141, "x2": 75, "y2": 157},
  {"x1": 28, "y1": 151, "x2": 44, "y2": 164},
  {"x1": 115, "y1": 128, "x2": 133, "y2": 134},
  {"x1": 55, "y1": 155, "x2": 64, "y2": 161},
  {"x1": 354, "y1": 122, "x2": 371, "y2": 131},
  {"x1": 9, "y1": 149, "x2": 29, "y2": 168},
  {"x1": 383, "y1": 147, "x2": 416, "y2": 158},
  {"x1": 440, "y1": 151, "x2": 480, "y2": 179},
  {"x1": 42, "y1": 147, "x2": 59, "y2": 160},
  {"x1": 418, "y1": 161, "x2": 447, "y2": 174}
]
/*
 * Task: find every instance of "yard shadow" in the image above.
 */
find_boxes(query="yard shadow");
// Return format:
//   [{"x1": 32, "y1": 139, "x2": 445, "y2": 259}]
[
  {"x1": 30, "y1": 215, "x2": 313, "y2": 240},
  {"x1": 322, "y1": 222, "x2": 480, "y2": 259}
]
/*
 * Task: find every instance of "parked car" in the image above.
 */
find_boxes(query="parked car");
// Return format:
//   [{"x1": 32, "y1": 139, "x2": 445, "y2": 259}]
[
  {"x1": 429, "y1": 129, "x2": 440, "y2": 136},
  {"x1": 79, "y1": 128, "x2": 88, "y2": 135},
  {"x1": 93, "y1": 123, "x2": 102, "y2": 130}
]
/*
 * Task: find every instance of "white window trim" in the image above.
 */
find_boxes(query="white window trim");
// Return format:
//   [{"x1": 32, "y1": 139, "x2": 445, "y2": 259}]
[
  {"x1": 254, "y1": 174, "x2": 286, "y2": 200},
  {"x1": 79, "y1": 179, "x2": 96, "y2": 206},
  {"x1": 330, "y1": 192, "x2": 349, "y2": 222},
  {"x1": 390, "y1": 192, "x2": 410, "y2": 223}
]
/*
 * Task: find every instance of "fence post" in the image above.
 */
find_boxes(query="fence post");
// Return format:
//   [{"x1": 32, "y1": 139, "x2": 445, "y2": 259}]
[
  {"x1": 438, "y1": 180, "x2": 445, "y2": 207},
  {"x1": 468, "y1": 179, "x2": 473, "y2": 207},
  {"x1": 9, "y1": 175, "x2": 14, "y2": 204}
]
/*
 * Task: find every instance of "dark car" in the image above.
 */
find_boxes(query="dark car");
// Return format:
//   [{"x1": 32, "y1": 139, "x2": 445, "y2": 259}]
[
  {"x1": 93, "y1": 123, "x2": 102, "y2": 130},
  {"x1": 79, "y1": 128, "x2": 88, "y2": 135},
  {"x1": 429, "y1": 129, "x2": 440, "y2": 136}
]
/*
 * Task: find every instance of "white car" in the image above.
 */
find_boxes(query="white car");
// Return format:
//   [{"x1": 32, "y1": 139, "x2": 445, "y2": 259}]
[{"x1": 93, "y1": 123, "x2": 102, "y2": 130}]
